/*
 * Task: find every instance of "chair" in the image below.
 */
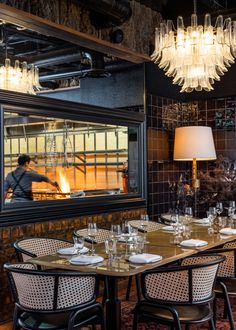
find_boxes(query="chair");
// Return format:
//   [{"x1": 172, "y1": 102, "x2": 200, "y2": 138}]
[
  {"x1": 128, "y1": 220, "x2": 164, "y2": 232},
  {"x1": 126, "y1": 219, "x2": 164, "y2": 301},
  {"x1": 201, "y1": 243, "x2": 236, "y2": 330},
  {"x1": 133, "y1": 254, "x2": 225, "y2": 330},
  {"x1": 4, "y1": 262, "x2": 105, "y2": 330},
  {"x1": 74, "y1": 228, "x2": 111, "y2": 244},
  {"x1": 14, "y1": 237, "x2": 73, "y2": 261}
]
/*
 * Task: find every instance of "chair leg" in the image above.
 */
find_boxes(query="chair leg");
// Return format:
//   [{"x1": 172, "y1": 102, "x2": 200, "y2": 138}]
[
  {"x1": 126, "y1": 276, "x2": 133, "y2": 301},
  {"x1": 102, "y1": 277, "x2": 108, "y2": 305},
  {"x1": 12, "y1": 306, "x2": 21, "y2": 330},
  {"x1": 219, "y1": 282, "x2": 235, "y2": 330},
  {"x1": 132, "y1": 311, "x2": 138, "y2": 330},
  {"x1": 213, "y1": 297, "x2": 217, "y2": 325},
  {"x1": 135, "y1": 274, "x2": 141, "y2": 302},
  {"x1": 209, "y1": 317, "x2": 216, "y2": 330}
]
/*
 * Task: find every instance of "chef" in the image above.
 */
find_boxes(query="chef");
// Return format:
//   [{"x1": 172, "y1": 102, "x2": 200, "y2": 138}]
[{"x1": 4, "y1": 154, "x2": 59, "y2": 203}]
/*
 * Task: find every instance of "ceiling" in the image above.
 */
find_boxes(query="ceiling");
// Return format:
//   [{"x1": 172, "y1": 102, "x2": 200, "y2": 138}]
[
  {"x1": 2, "y1": 1, "x2": 236, "y2": 92},
  {"x1": 136, "y1": 0, "x2": 236, "y2": 19}
]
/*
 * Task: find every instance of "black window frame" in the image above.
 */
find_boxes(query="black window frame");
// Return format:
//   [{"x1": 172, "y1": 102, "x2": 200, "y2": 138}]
[{"x1": 0, "y1": 90, "x2": 146, "y2": 226}]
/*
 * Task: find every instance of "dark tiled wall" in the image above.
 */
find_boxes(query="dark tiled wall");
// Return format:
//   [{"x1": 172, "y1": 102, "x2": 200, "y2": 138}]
[{"x1": 147, "y1": 94, "x2": 236, "y2": 219}]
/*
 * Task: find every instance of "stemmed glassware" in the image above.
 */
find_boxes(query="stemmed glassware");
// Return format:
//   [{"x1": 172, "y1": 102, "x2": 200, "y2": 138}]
[
  {"x1": 216, "y1": 202, "x2": 223, "y2": 216},
  {"x1": 73, "y1": 236, "x2": 85, "y2": 255},
  {"x1": 87, "y1": 223, "x2": 98, "y2": 255}
]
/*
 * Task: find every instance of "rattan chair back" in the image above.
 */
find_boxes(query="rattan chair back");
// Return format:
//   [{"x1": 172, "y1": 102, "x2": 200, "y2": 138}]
[
  {"x1": 142, "y1": 254, "x2": 225, "y2": 304},
  {"x1": 14, "y1": 237, "x2": 73, "y2": 261}
]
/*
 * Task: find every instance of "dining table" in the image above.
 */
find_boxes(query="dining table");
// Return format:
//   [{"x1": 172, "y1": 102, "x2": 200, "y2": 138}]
[{"x1": 30, "y1": 222, "x2": 236, "y2": 330}]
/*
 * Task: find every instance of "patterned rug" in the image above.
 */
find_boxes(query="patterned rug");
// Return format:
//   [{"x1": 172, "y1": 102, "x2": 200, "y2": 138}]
[{"x1": 121, "y1": 295, "x2": 236, "y2": 330}]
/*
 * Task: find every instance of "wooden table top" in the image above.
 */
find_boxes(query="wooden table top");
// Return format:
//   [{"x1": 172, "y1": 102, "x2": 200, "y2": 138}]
[{"x1": 30, "y1": 223, "x2": 236, "y2": 277}]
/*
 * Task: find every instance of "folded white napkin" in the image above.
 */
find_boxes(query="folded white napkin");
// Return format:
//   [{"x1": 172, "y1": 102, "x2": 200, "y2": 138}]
[
  {"x1": 70, "y1": 255, "x2": 104, "y2": 265},
  {"x1": 58, "y1": 246, "x2": 89, "y2": 255},
  {"x1": 129, "y1": 253, "x2": 162, "y2": 264},
  {"x1": 219, "y1": 228, "x2": 236, "y2": 235},
  {"x1": 162, "y1": 226, "x2": 174, "y2": 231},
  {"x1": 193, "y1": 218, "x2": 210, "y2": 224},
  {"x1": 180, "y1": 239, "x2": 208, "y2": 247}
]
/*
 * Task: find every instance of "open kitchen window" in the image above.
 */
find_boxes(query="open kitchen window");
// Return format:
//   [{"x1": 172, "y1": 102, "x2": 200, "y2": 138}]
[{"x1": 0, "y1": 95, "x2": 145, "y2": 224}]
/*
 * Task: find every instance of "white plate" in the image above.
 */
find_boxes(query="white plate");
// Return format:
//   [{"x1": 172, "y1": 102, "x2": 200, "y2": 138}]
[
  {"x1": 180, "y1": 239, "x2": 208, "y2": 248},
  {"x1": 58, "y1": 246, "x2": 89, "y2": 255},
  {"x1": 162, "y1": 226, "x2": 174, "y2": 232},
  {"x1": 192, "y1": 218, "x2": 210, "y2": 225},
  {"x1": 129, "y1": 253, "x2": 162, "y2": 264},
  {"x1": 70, "y1": 255, "x2": 104, "y2": 265},
  {"x1": 219, "y1": 228, "x2": 236, "y2": 235}
]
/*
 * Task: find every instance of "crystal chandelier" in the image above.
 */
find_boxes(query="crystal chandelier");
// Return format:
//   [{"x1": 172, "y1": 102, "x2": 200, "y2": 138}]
[
  {"x1": 151, "y1": 0, "x2": 236, "y2": 92},
  {"x1": 0, "y1": 58, "x2": 41, "y2": 94}
]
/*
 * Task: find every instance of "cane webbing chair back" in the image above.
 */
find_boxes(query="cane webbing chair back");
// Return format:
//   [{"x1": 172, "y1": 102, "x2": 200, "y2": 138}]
[
  {"x1": 5, "y1": 263, "x2": 97, "y2": 311},
  {"x1": 14, "y1": 237, "x2": 73, "y2": 261},
  {"x1": 223, "y1": 240, "x2": 236, "y2": 248},
  {"x1": 201, "y1": 247, "x2": 236, "y2": 278},
  {"x1": 128, "y1": 220, "x2": 164, "y2": 232},
  {"x1": 142, "y1": 254, "x2": 224, "y2": 304},
  {"x1": 74, "y1": 228, "x2": 111, "y2": 244}
]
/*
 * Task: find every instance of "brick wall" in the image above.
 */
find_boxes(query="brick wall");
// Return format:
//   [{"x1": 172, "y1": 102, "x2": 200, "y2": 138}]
[{"x1": 0, "y1": 207, "x2": 145, "y2": 322}]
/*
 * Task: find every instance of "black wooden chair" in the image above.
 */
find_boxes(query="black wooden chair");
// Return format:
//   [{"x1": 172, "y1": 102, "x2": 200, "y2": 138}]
[
  {"x1": 200, "y1": 242, "x2": 236, "y2": 330},
  {"x1": 4, "y1": 262, "x2": 105, "y2": 330},
  {"x1": 132, "y1": 254, "x2": 225, "y2": 330}
]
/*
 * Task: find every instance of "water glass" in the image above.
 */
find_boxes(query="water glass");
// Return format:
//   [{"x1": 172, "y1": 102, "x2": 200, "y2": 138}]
[
  {"x1": 73, "y1": 236, "x2": 85, "y2": 255},
  {"x1": 228, "y1": 201, "x2": 236, "y2": 229},
  {"x1": 135, "y1": 236, "x2": 145, "y2": 254},
  {"x1": 105, "y1": 239, "x2": 117, "y2": 261},
  {"x1": 206, "y1": 211, "x2": 214, "y2": 235},
  {"x1": 88, "y1": 222, "x2": 98, "y2": 255},
  {"x1": 140, "y1": 214, "x2": 149, "y2": 243},
  {"x1": 111, "y1": 224, "x2": 121, "y2": 239},
  {"x1": 121, "y1": 222, "x2": 132, "y2": 257}
]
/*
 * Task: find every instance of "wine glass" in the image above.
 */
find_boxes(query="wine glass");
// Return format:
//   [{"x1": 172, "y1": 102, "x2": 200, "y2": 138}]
[
  {"x1": 87, "y1": 223, "x2": 98, "y2": 255},
  {"x1": 73, "y1": 236, "x2": 85, "y2": 255},
  {"x1": 140, "y1": 214, "x2": 149, "y2": 243},
  {"x1": 216, "y1": 202, "x2": 223, "y2": 216}
]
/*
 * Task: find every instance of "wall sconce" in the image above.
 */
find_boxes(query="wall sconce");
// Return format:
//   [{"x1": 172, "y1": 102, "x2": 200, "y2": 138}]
[{"x1": 174, "y1": 126, "x2": 216, "y2": 189}]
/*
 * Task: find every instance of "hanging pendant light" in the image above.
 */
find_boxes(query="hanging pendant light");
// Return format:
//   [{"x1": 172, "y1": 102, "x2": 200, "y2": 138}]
[
  {"x1": 151, "y1": 0, "x2": 236, "y2": 92},
  {"x1": 0, "y1": 22, "x2": 42, "y2": 95},
  {"x1": 0, "y1": 58, "x2": 42, "y2": 94}
]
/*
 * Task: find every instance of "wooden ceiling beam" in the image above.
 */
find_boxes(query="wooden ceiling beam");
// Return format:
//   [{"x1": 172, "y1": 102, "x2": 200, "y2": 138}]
[{"x1": 0, "y1": 3, "x2": 150, "y2": 64}]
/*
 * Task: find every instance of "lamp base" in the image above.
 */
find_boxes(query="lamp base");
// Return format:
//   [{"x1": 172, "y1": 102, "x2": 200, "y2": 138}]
[{"x1": 193, "y1": 179, "x2": 200, "y2": 189}]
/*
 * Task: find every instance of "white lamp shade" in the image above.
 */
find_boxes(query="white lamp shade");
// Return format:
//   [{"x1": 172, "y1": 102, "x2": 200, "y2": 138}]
[{"x1": 174, "y1": 126, "x2": 216, "y2": 161}]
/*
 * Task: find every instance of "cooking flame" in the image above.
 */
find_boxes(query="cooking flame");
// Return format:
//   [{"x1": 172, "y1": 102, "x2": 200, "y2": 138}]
[{"x1": 58, "y1": 170, "x2": 70, "y2": 193}]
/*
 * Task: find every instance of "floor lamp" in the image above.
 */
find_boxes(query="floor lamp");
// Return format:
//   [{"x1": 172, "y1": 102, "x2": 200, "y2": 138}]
[{"x1": 174, "y1": 126, "x2": 216, "y2": 215}]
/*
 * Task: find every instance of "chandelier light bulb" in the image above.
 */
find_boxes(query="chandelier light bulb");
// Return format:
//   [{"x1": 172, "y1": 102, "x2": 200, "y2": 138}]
[
  {"x1": 151, "y1": 11, "x2": 236, "y2": 92},
  {"x1": 0, "y1": 58, "x2": 41, "y2": 94}
]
